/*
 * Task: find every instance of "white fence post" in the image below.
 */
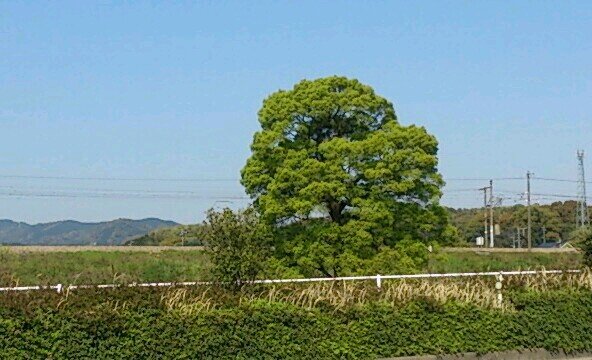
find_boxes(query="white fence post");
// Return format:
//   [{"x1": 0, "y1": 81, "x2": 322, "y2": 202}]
[
  {"x1": 495, "y1": 273, "x2": 503, "y2": 307},
  {"x1": 56, "y1": 284, "x2": 63, "y2": 294},
  {"x1": 376, "y1": 274, "x2": 381, "y2": 289}
]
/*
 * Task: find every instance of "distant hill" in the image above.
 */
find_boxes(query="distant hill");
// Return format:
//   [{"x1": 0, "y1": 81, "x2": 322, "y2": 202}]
[
  {"x1": 0, "y1": 218, "x2": 178, "y2": 245},
  {"x1": 126, "y1": 224, "x2": 204, "y2": 246}
]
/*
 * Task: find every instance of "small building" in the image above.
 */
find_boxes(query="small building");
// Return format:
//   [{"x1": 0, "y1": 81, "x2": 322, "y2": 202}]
[{"x1": 535, "y1": 241, "x2": 574, "y2": 249}]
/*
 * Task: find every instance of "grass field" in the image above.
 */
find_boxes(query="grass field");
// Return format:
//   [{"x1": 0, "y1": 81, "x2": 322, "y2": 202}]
[
  {"x1": 0, "y1": 247, "x2": 207, "y2": 286},
  {"x1": 0, "y1": 246, "x2": 583, "y2": 287},
  {"x1": 3, "y1": 245, "x2": 204, "y2": 253}
]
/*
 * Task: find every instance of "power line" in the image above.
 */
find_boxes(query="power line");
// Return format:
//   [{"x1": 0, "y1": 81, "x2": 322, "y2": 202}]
[
  {"x1": 1, "y1": 174, "x2": 588, "y2": 207},
  {"x1": 0, "y1": 174, "x2": 239, "y2": 182},
  {"x1": 444, "y1": 177, "x2": 524, "y2": 181},
  {"x1": 0, "y1": 174, "x2": 528, "y2": 182},
  {"x1": 533, "y1": 176, "x2": 592, "y2": 184},
  {"x1": 0, "y1": 185, "x2": 239, "y2": 196},
  {"x1": 442, "y1": 188, "x2": 483, "y2": 192},
  {"x1": 531, "y1": 192, "x2": 589, "y2": 200},
  {"x1": 4, "y1": 173, "x2": 590, "y2": 184},
  {"x1": 0, "y1": 190, "x2": 249, "y2": 200}
]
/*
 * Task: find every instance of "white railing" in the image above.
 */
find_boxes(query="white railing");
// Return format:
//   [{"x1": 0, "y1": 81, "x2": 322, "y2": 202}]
[{"x1": 0, "y1": 269, "x2": 582, "y2": 294}]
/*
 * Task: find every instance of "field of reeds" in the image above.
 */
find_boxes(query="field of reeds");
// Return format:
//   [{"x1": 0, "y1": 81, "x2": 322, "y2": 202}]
[
  {"x1": 0, "y1": 245, "x2": 582, "y2": 287},
  {"x1": 136, "y1": 269, "x2": 592, "y2": 313},
  {"x1": 3, "y1": 269, "x2": 588, "y2": 313}
]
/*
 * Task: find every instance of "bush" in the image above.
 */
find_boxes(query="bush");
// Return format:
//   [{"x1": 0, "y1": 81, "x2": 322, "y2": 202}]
[
  {"x1": 363, "y1": 239, "x2": 431, "y2": 275},
  {"x1": 203, "y1": 207, "x2": 273, "y2": 289},
  {"x1": 2, "y1": 288, "x2": 592, "y2": 359},
  {"x1": 578, "y1": 227, "x2": 592, "y2": 266}
]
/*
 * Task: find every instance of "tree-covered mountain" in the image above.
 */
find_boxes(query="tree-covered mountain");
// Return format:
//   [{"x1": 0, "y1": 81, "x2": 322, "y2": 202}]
[{"x1": 0, "y1": 218, "x2": 178, "y2": 245}]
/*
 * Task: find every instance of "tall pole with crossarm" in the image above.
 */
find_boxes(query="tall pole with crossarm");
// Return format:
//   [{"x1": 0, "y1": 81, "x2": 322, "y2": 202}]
[{"x1": 527, "y1": 171, "x2": 532, "y2": 250}]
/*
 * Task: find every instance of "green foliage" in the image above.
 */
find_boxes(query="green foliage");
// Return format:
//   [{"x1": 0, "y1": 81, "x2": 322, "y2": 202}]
[
  {"x1": 578, "y1": 227, "x2": 592, "y2": 266},
  {"x1": 203, "y1": 208, "x2": 273, "y2": 288},
  {"x1": 364, "y1": 239, "x2": 430, "y2": 275},
  {"x1": 449, "y1": 201, "x2": 592, "y2": 247},
  {"x1": 570, "y1": 226, "x2": 592, "y2": 244},
  {"x1": 241, "y1": 76, "x2": 452, "y2": 275},
  {"x1": 2, "y1": 288, "x2": 592, "y2": 359},
  {"x1": 449, "y1": 202, "x2": 584, "y2": 246}
]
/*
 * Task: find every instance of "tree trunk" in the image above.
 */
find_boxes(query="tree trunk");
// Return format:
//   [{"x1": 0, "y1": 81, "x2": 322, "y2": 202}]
[{"x1": 327, "y1": 200, "x2": 346, "y2": 225}]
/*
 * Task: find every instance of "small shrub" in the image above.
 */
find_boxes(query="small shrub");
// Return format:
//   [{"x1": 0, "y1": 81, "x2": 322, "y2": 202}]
[
  {"x1": 578, "y1": 227, "x2": 592, "y2": 266},
  {"x1": 364, "y1": 239, "x2": 430, "y2": 275},
  {"x1": 203, "y1": 207, "x2": 273, "y2": 289}
]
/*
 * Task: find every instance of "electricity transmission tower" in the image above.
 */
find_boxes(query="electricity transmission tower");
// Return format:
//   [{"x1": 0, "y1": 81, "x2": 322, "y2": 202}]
[{"x1": 576, "y1": 150, "x2": 589, "y2": 228}]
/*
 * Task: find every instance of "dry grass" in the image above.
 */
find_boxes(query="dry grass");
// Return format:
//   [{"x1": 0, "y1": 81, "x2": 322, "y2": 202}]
[
  {"x1": 158, "y1": 279, "x2": 502, "y2": 314},
  {"x1": 19, "y1": 269, "x2": 587, "y2": 316},
  {"x1": 505, "y1": 269, "x2": 592, "y2": 291},
  {"x1": 156, "y1": 269, "x2": 592, "y2": 315},
  {"x1": 161, "y1": 287, "x2": 215, "y2": 315}
]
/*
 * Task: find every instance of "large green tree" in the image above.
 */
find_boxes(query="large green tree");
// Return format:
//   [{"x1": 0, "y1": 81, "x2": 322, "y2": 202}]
[{"x1": 241, "y1": 76, "x2": 452, "y2": 276}]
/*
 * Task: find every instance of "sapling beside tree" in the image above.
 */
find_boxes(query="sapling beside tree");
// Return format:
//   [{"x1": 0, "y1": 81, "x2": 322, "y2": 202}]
[{"x1": 202, "y1": 207, "x2": 273, "y2": 289}]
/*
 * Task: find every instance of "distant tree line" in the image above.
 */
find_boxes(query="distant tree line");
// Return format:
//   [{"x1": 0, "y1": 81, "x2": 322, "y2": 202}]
[{"x1": 448, "y1": 200, "x2": 592, "y2": 247}]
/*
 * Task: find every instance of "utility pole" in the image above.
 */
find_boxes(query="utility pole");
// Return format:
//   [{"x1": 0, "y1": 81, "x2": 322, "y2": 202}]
[
  {"x1": 179, "y1": 229, "x2": 188, "y2": 246},
  {"x1": 480, "y1": 186, "x2": 489, "y2": 244},
  {"x1": 527, "y1": 171, "x2": 532, "y2": 251},
  {"x1": 576, "y1": 150, "x2": 589, "y2": 228},
  {"x1": 516, "y1": 227, "x2": 527, "y2": 248},
  {"x1": 489, "y1": 179, "x2": 495, "y2": 248}
]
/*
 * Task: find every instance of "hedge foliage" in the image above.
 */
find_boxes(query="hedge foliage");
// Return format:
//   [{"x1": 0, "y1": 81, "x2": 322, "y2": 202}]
[{"x1": 1, "y1": 288, "x2": 592, "y2": 359}]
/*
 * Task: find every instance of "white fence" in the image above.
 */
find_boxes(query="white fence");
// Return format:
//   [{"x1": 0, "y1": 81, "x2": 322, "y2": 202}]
[{"x1": 0, "y1": 269, "x2": 582, "y2": 294}]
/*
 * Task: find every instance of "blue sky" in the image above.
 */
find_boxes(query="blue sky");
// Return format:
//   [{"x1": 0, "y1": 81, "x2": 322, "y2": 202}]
[{"x1": 1, "y1": 1, "x2": 591, "y2": 224}]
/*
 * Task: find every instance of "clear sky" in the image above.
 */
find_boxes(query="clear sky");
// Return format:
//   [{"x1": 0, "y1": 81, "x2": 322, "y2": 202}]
[{"x1": 1, "y1": 1, "x2": 591, "y2": 224}]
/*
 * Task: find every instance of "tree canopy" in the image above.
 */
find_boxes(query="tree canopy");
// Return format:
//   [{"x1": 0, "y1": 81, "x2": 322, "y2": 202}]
[{"x1": 241, "y1": 76, "x2": 452, "y2": 276}]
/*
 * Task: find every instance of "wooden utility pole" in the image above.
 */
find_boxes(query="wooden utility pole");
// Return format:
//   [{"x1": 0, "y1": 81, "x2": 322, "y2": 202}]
[
  {"x1": 527, "y1": 171, "x2": 532, "y2": 251},
  {"x1": 489, "y1": 179, "x2": 494, "y2": 248},
  {"x1": 480, "y1": 186, "x2": 489, "y2": 244},
  {"x1": 516, "y1": 227, "x2": 527, "y2": 248}
]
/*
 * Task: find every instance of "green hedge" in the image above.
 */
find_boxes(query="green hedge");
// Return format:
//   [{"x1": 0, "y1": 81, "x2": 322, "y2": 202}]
[{"x1": 1, "y1": 289, "x2": 592, "y2": 359}]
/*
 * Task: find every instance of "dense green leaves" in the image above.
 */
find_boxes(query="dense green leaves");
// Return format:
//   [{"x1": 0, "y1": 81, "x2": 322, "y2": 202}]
[
  {"x1": 2, "y1": 290, "x2": 592, "y2": 359},
  {"x1": 202, "y1": 208, "x2": 273, "y2": 289},
  {"x1": 241, "y1": 76, "x2": 453, "y2": 275},
  {"x1": 579, "y1": 227, "x2": 592, "y2": 266}
]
